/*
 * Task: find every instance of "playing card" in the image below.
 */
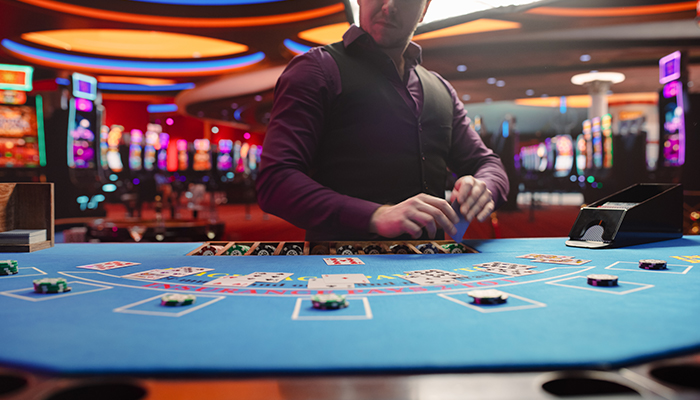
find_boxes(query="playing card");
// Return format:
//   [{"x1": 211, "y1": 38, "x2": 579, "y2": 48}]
[
  {"x1": 76, "y1": 261, "x2": 140, "y2": 271},
  {"x1": 323, "y1": 257, "x2": 365, "y2": 265},
  {"x1": 531, "y1": 258, "x2": 592, "y2": 265},
  {"x1": 517, "y1": 254, "x2": 573, "y2": 260},
  {"x1": 474, "y1": 267, "x2": 543, "y2": 276},
  {"x1": 167, "y1": 267, "x2": 215, "y2": 277},
  {"x1": 203, "y1": 276, "x2": 253, "y2": 287},
  {"x1": 307, "y1": 278, "x2": 355, "y2": 289},
  {"x1": 401, "y1": 274, "x2": 460, "y2": 285},
  {"x1": 122, "y1": 269, "x2": 172, "y2": 280},
  {"x1": 473, "y1": 261, "x2": 535, "y2": 270},
  {"x1": 321, "y1": 274, "x2": 370, "y2": 284},
  {"x1": 245, "y1": 272, "x2": 294, "y2": 283},
  {"x1": 449, "y1": 199, "x2": 470, "y2": 242},
  {"x1": 404, "y1": 269, "x2": 466, "y2": 279}
]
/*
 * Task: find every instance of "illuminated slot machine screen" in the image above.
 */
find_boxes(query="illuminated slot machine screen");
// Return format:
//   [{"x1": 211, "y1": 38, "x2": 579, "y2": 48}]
[
  {"x1": 143, "y1": 124, "x2": 161, "y2": 171},
  {"x1": 601, "y1": 114, "x2": 613, "y2": 169},
  {"x1": 129, "y1": 129, "x2": 143, "y2": 171},
  {"x1": 99, "y1": 125, "x2": 108, "y2": 169},
  {"x1": 177, "y1": 139, "x2": 188, "y2": 171},
  {"x1": 591, "y1": 117, "x2": 603, "y2": 169},
  {"x1": 0, "y1": 64, "x2": 45, "y2": 170},
  {"x1": 157, "y1": 132, "x2": 169, "y2": 171},
  {"x1": 217, "y1": 139, "x2": 233, "y2": 171},
  {"x1": 68, "y1": 73, "x2": 98, "y2": 169},
  {"x1": 552, "y1": 135, "x2": 574, "y2": 178},
  {"x1": 105, "y1": 125, "x2": 124, "y2": 173},
  {"x1": 193, "y1": 139, "x2": 211, "y2": 171},
  {"x1": 0, "y1": 101, "x2": 43, "y2": 168}
]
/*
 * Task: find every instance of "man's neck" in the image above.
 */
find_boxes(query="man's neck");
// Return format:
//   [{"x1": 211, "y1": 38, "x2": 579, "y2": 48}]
[{"x1": 382, "y1": 44, "x2": 409, "y2": 81}]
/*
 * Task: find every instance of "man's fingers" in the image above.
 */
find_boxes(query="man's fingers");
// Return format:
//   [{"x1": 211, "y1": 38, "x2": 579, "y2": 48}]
[{"x1": 476, "y1": 201, "x2": 495, "y2": 222}]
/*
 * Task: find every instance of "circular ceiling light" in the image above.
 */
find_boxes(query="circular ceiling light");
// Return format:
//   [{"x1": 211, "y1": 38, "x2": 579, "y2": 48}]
[
  {"x1": 571, "y1": 71, "x2": 625, "y2": 85},
  {"x1": 22, "y1": 29, "x2": 247, "y2": 59}
]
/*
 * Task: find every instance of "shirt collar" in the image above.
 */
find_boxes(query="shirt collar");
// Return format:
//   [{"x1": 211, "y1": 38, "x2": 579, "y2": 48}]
[{"x1": 342, "y1": 24, "x2": 423, "y2": 67}]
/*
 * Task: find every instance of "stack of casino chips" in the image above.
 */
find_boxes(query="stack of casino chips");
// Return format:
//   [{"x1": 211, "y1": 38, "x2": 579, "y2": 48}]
[
  {"x1": 252, "y1": 244, "x2": 276, "y2": 256},
  {"x1": 33, "y1": 278, "x2": 71, "y2": 293},
  {"x1": 160, "y1": 293, "x2": 196, "y2": 307},
  {"x1": 226, "y1": 244, "x2": 251, "y2": 256},
  {"x1": 0, "y1": 260, "x2": 18, "y2": 275},
  {"x1": 416, "y1": 243, "x2": 439, "y2": 254},
  {"x1": 199, "y1": 245, "x2": 224, "y2": 256},
  {"x1": 587, "y1": 274, "x2": 618, "y2": 287},
  {"x1": 639, "y1": 259, "x2": 667, "y2": 270},
  {"x1": 311, "y1": 294, "x2": 349, "y2": 310},
  {"x1": 467, "y1": 289, "x2": 508, "y2": 305},
  {"x1": 441, "y1": 243, "x2": 468, "y2": 253}
]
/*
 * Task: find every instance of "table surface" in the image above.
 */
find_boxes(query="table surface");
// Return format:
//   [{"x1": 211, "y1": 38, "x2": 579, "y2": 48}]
[{"x1": 1, "y1": 237, "x2": 699, "y2": 377}]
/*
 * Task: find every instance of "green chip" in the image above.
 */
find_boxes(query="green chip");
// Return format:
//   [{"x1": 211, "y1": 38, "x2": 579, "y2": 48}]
[{"x1": 161, "y1": 293, "x2": 196, "y2": 306}]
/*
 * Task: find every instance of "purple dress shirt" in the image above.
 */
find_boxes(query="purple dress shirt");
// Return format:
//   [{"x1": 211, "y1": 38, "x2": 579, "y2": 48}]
[{"x1": 257, "y1": 25, "x2": 509, "y2": 238}]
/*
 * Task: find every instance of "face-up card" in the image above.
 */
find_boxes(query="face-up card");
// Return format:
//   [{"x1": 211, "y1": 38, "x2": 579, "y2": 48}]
[
  {"x1": 401, "y1": 274, "x2": 460, "y2": 285},
  {"x1": 323, "y1": 257, "x2": 364, "y2": 265},
  {"x1": 321, "y1": 274, "x2": 370, "y2": 284},
  {"x1": 531, "y1": 258, "x2": 591, "y2": 265},
  {"x1": 167, "y1": 267, "x2": 215, "y2": 277},
  {"x1": 307, "y1": 278, "x2": 355, "y2": 289},
  {"x1": 122, "y1": 269, "x2": 172, "y2": 280},
  {"x1": 474, "y1": 268, "x2": 543, "y2": 277},
  {"x1": 245, "y1": 272, "x2": 294, "y2": 283},
  {"x1": 517, "y1": 254, "x2": 573, "y2": 260},
  {"x1": 77, "y1": 261, "x2": 140, "y2": 271},
  {"x1": 449, "y1": 199, "x2": 470, "y2": 242},
  {"x1": 203, "y1": 276, "x2": 253, "y2": 287},
  {"x1": 474, "y1": 261, "x2": 536, "y2": 270},
  {"x1": 404, "y1": 269, "x2": 466, "y2": 279}
]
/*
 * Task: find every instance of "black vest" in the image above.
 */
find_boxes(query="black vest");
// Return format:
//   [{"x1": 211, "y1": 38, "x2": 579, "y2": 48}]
[{"x1": 309, "y1": 41, "x2": 453, "y2": 240}]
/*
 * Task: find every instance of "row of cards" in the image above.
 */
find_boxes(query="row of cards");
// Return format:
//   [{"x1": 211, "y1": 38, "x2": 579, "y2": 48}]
[
  {"x1": 517, "y1": 253, "x2": 591, "y2": 265},
  {"x1": 307, "y1": 273, "x2": 370, "y2": 289},
  {"x1": 204, "y1": 272, "x2": 294, "y2": 287},
  {"x1": 123, "y1": 267, "x2": 215, "y2": 280}
]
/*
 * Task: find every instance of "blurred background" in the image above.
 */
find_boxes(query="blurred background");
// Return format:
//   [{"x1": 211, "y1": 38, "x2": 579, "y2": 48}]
[{"x1": 0, "y1": 0, "x2": 698, "y2": 243}]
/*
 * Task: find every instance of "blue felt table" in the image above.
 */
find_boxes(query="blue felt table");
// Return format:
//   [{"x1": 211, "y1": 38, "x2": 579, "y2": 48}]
[{"x1": 1, "y1": 237, "x2": 699, "y2": 375}]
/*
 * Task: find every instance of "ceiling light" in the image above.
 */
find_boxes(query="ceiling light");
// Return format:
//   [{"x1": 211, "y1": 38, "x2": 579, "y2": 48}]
[{"x1": 457, "y1": 65, "x2": 467, "y2": 72}]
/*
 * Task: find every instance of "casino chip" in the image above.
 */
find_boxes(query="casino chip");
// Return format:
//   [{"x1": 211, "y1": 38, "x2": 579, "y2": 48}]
[
  {"x1": 282, "y1": 243, "x2": 303, "y2": 256},
  {"x1": 160, "y1": 293, "x2": 196, "y2": 307},
  {"x1": 362, "y1": 244, "x2": 384, "y2": 255},
  {"x1": 336, "y1": 245, "x2": 358, "y2": 255},
  {"x1": 390, "y1": 244, "x2": 410, "y2": 254},
  {"x1": 311, "y1": 294, "x2": 349, "y2": 310},
  {"x1": 226, "y1": 244, "x2": 251, "y2": 256},
  {"x1": 441, "y1": 243, "x2": 468, "y2": 254},
  {"x1": 416, "y1": 243, "x2": 439, "y2": 254},
  {"x1": 33, "y1": 278, "x2": 71, "y2": 294},
  {"x1": 587, "y1": 274, "x2": 618, "y2": 287},
  {"x1": 467, "y1": 289, "x2": 508, "y2": 305},
  {"x1": 199, "y1": 245, "x2": 223, "y2": 256},
  {"x1": 252, "y1": 244, "x2": 276, "y2": 256},
  {"x1": 639, "y1": 259, "x2": 667, "y2": 270},
  {"x1": 310, "y1": 244, "x2": 329, "y2": 255},
  {"x1": 0, "y1": 260, "x2": 18, "y2": 276}
]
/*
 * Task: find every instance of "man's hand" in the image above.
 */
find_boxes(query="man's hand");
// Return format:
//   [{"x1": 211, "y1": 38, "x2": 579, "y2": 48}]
[
  {"x1": 369, "y1": 193, "x2": 459, "y2": 239},
  {"x1": 449, "y1": 176, "x2": 494, "y2": 223}
]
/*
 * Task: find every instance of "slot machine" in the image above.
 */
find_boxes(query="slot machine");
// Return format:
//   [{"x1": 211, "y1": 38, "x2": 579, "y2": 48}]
[{"x1": 0, "y1": 64, "x2": 45, "y2": 182}]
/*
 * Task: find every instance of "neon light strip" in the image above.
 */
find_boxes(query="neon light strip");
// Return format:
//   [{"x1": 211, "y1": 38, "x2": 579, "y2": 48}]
[
  {"x1": 130, "y1": 0, "x2": 283, "y2": 4},
  {"x1": 527, "y1": 2, "x2": 695, "y2": 17},
  {"x1": 67, "y1": 97, "x2": 76, "y2": 168},
  {"x1": 98, "y1": 82, "x2": 195, "y2": 91},
  {"x1": 283, "y1": 39, "x2": 311, "y2": 55},
  {"x1": 0, "y1": 63, "x2": 33, "y2": 91},
  {"x1": 35, "y1": 94, "x2": 47, "y2": 167},
  {"x1": 147, "y1": 104, "x2": 178, "y2": 113},
  {"x1": 16, "y1": 0, "x2": 345, "y2": 27},
  {"x1": 2, "y1": 40, "x2": 264, "y2": 76}
]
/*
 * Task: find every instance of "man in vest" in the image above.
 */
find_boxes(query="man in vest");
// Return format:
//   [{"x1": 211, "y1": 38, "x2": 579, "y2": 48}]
[{"x1": 257, "y1": 0, "x2": 509, "y2": 241}]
